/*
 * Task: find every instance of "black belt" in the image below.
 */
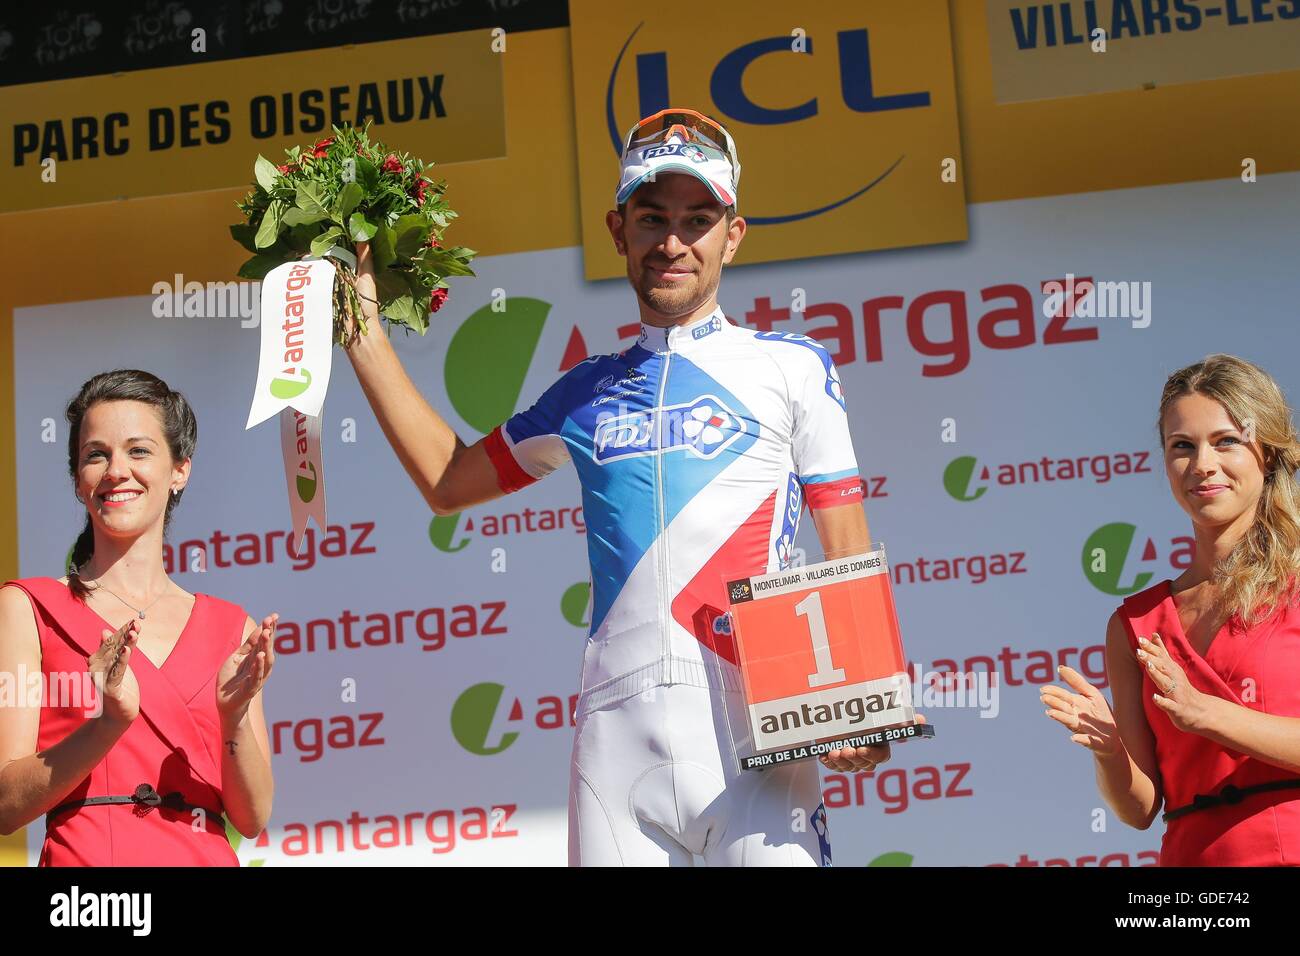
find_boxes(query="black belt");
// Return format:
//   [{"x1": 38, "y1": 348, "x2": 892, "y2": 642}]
[
  {"x1": 1162, "y1": 779, "x2": 1300, "y2": 822},
  {"x1": 47, "y1": 783, "x2": 219, "y2": 824}
]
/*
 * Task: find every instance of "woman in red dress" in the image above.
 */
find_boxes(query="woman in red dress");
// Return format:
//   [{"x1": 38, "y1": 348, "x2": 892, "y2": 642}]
[
  {"x1": 0, "y1": 369, "x2": 276, "y2": 865},
  {"x1": 1043, "y1": 354, "x2": 1300, "y2": 865}
]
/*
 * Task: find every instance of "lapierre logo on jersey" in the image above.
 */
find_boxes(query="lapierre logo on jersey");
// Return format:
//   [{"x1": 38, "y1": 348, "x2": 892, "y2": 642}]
[
  {"x1": 593, "y1": 395, "x2": 747, "y2": 464},
  {"x1": 754, "y1": 331, "x2": 846, "y2": 411},
  {"x1": 593, "y1": 367, "x2": 646, "y2": 394}
]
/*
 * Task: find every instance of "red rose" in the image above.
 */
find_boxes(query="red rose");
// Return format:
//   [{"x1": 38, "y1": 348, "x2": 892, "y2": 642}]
[
  {"x1": 410, "y1": 176, "x2": 429, "y2": 206},
  {"x1": 382, "y1": 154, "x2": 403, "y2": 174},
  {"x1": 310, "y1": 137, "x2": 334, "y2": 158},
  {"x1": 277, "y1": 163, "x2": 293, "y2": 173},
  {"x1": 423, "y1": 235, "x2": 441, "y2": 249},
  {"x1": 429, "y1": 287, "x2": 449, "y2": 314}
]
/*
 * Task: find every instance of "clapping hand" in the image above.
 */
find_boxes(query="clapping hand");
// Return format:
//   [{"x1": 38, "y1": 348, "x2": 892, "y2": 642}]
[
  {"x1": 1136, "y1": 633, "x2": 1212, "y2": 733},
  {"x1": 1041, "y1": 664, "x2": 1121, "y2": 755},
  {"x1": 88, "y1": 619, "x2": 141, "y2": 726},
  {"x1": 216, "y1": 614, "x2": 277, "y2": 721}
]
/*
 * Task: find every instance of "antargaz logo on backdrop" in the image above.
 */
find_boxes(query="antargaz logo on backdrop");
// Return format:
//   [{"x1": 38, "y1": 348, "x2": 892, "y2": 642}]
[
  {"x1": 1082, "y1": 522, "x2": 1178, "y2": 596},
  {"x1": 444, "y1": 296, "x2": 555, "y2": 435},
  {"x1": 944, "y1": 451, "x2": 1153, "y2": 502},
  {"x1": 450, "y1": 683, "x2": 522, "y2": 756},
  {"x1": 427, "y1": 506, "x2": 586, "y2": 553},
  {"x1": 450, "y1": 683, "x2": 578, "y2": 755},
  {"x1": 944, "y1": 456, "x2": 989, "y2": 502},
  {"x1": 561, "y1": 582, "x2": 591, "y2": 628},
  {"x1": 429, "y1": 513, "x2": 472, "y2": 553}
]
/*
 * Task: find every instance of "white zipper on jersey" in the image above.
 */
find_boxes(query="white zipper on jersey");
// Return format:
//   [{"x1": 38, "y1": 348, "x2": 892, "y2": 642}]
[{"x1": 655, "y1": 350, "x2": 672, "y2": 675}]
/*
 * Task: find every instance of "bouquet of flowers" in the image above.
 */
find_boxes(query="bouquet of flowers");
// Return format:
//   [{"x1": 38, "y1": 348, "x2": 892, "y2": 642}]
[{"x1": 230, "y1": 122, "x2": 476, "y2": 346}]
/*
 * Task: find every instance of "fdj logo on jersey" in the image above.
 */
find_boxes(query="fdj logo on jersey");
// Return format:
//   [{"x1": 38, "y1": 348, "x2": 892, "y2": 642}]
[{"x1": 593, "y1": 395, "x2": 747, "y2": 463}]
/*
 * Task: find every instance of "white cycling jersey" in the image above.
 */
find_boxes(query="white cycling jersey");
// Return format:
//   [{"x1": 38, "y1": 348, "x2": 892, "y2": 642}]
[{"x1": 485, "y1": 305, "x2": 863, "y2": 714}]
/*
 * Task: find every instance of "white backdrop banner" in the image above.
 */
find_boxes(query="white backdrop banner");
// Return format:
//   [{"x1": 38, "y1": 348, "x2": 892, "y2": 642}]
[{"x1": 12, "y1": 172, "x2": 1299, "y2": 866}]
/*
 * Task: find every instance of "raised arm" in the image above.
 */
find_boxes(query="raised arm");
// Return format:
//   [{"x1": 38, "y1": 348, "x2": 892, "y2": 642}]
[{"x1": 342, "y1": 240, "x2": 507, "y2": 515}]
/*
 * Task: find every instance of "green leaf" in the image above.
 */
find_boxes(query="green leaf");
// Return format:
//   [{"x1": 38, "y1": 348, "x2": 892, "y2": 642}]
[
  {"x1": 286, "y1": 223, "x2": 318, "y2": 253},
  {"x1": 355, "y1": 155, "x2": 379, "y2": 192},
  {"x1": 374, "y1": 269, "x2": 410, "y2": 309},
  {"x1": 283, "y1": 206, "x2": 328, "y2": 227},
  {"x1": 334, "y1": 182, "x2": 364, "y2": 221},
  {"x1": 393, "y1": 214, "x2": 430, "y2": 259},
  {"x1": 310, "y1": 226, "x2": 344, "y2": 256},
  {"x1": 417, "y1": 247, "x2": 474, "y2": 277},
  {"x1": 381, "y1": 293, "x2": 418, "y2": 327},
  {"x1": 254, "y1": 200, "x2": 286, "y2": 249},
  {"x1": 229, "y1": 222, "x2": 259, "y2": 253},
  {"x1": 411, "y1": 292, "x2": 432, "y2": 333},
  {"x1": 237, "y1": 253, "x2": 283, "y2": 281},
  {"x1": 295, "y1": 182, "x2": 329, "y2": 218},
  {"x1": 254, "y1": 155, "x2": 280, "y2": 191},
  {"x1": 349, "y1": 212, "x2": 378, "y2": 242},
  {"x1": 371, "y1": 223, "x2": 397, "y2": 270}
]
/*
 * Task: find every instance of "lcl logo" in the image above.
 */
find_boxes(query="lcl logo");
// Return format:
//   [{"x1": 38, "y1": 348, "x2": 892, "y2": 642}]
[{"x1": 607, "y1": 24, "x2": 932, "y2": 225}]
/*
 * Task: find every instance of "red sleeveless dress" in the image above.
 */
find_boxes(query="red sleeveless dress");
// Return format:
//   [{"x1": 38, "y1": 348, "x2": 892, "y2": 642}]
[
  {"x1": 1118, "y1": 579, "x2": 1300, "y2": 866},
  {"x1": 2, "y1": 577, "x2": 247, "y2": 866}
]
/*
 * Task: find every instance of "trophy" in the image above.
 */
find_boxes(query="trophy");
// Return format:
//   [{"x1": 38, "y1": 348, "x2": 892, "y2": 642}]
[{"x1": 723, "y1": 542, "x2": 933, "y2": 771}]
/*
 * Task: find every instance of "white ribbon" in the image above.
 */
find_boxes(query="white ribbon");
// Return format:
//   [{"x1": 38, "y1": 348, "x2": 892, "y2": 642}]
[{"x1": 246, "y1": 258, "x2": 337, "y2": 550}]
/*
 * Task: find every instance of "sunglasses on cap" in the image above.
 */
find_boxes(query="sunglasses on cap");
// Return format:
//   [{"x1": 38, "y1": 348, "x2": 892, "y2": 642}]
[{"x1": 621, "y1": 108, "x2": 741, "y2": 175}]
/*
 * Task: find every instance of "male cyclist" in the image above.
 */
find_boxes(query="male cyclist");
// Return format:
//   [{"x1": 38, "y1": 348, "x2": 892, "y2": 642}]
[{"x1": 345, "y1": 109, "x2": 888, "y2": 866}]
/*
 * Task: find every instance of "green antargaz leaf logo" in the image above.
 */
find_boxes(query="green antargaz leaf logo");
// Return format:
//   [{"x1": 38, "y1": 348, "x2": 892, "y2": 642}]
[
  {"x1": 451, "y1": 682, "x2": 524, "y2": 755},
  {"x1": 1082, "y1": 522, "x2": 1157, "y2": 595},
  {"x1": 270, "y1": 367, "x2": 312, "y2": 400},
  {"x1": 429, "y1": 512, "x2": 471, "y2": 553},
  {"x1": 867, "y1": 851, "x2": 914, "y2": 867},
  {"x1": 445, "y1": 297, "x2": 554, "y2": 433},
  {"x1": 561, "y1": 582, "x2": 591, "y2": 628},
  {"x1": 295, "y1": 461, "x2": 318, "y2": 503},
  {"x1": 943, "y1": 456, "x2": 988, "y2": 502}
]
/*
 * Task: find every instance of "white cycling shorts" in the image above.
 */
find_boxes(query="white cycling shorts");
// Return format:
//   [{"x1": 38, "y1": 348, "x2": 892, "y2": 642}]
[{"x1": 567, "y1": 683, "x2": 832, "y2": 866}]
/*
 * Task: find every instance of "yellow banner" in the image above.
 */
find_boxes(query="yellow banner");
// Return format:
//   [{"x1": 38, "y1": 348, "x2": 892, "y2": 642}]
[
  {"x1": 0, "y1": 31, "x2": 506, "y2": 213},
  {"x1": 985, "y1": 0, "x2": 1300, "y2": 102},
  {"x1": 568, "y1": 0, "x2": 968, "y2": 280}
]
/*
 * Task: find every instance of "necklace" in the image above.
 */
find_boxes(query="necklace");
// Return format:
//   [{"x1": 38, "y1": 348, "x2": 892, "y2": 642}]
[{"x1": 74, "y1": 567, "x2": 170, "y2": 619}]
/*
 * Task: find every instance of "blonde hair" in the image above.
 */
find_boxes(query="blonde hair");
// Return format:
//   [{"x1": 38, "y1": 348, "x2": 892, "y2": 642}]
[{"x1": 1159, "y1": 354, "x2": 1300, "y2": 625}]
